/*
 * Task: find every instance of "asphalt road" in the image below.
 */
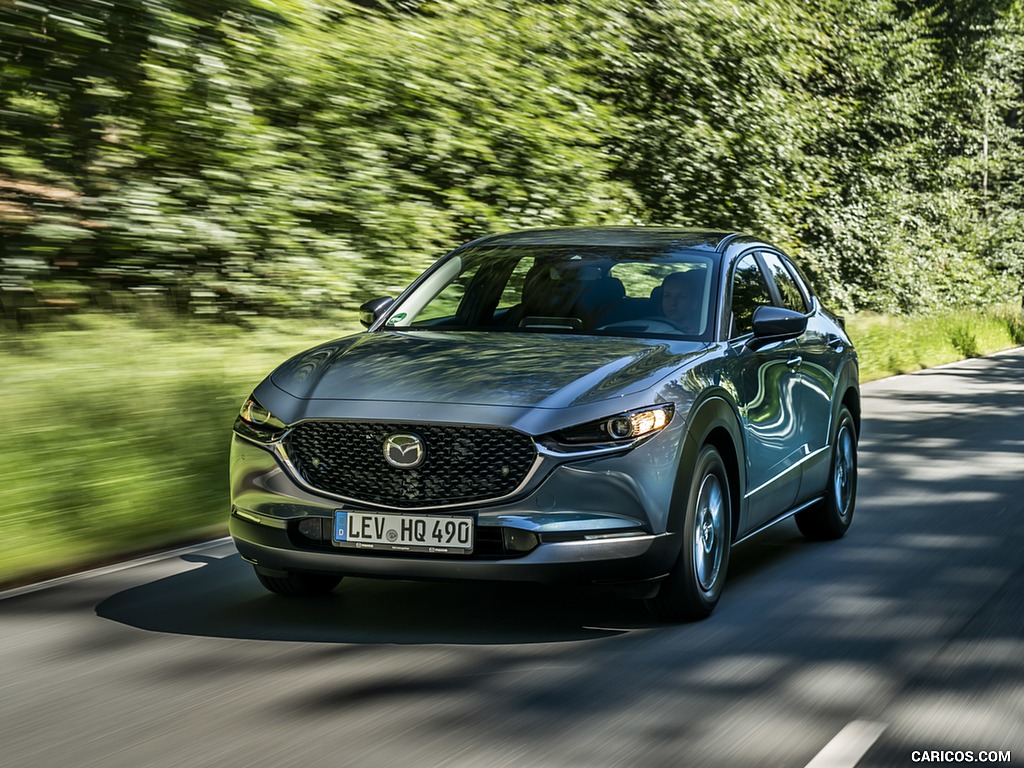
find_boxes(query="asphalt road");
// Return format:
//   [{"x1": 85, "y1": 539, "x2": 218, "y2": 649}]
[{"x1": 3, "y1": 349, "x2": 1023, "y2": 768}]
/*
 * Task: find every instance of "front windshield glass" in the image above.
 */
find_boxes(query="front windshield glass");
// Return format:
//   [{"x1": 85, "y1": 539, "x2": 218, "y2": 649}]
[{"x1": 383, "y1": 245, "x2": 719, "y2": 341}]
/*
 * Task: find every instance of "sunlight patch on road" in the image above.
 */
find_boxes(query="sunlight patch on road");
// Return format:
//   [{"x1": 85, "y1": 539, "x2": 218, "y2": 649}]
[
  {"x1": 677, "y1": 655, "x2": 790, "y2": 687},
  {"x1": 786, "y1": 664, "x2": 892, "y2": 710},
  {"x1": 896, "y1": 534, "x2": 1000, "y2": 550}
]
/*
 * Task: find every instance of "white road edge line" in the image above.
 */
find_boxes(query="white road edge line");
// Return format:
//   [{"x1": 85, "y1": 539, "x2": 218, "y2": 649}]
[
  {"x1": 804, "y1": 720, "x2": 888, "y2": 768},
  {"x1": 0, "y1": 537, "x2": 231, "y2": 601}
]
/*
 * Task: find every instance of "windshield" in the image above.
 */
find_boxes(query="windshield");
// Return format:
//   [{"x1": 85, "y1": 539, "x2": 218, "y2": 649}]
[{"x1": 383, "y1": 245, "x2": 719, "y2": 340}]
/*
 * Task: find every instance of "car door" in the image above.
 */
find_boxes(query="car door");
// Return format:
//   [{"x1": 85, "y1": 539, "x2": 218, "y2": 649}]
[
  {"x1": 766, "y1": 251, "x2": 842, "y2": 502},
  {"x1": 727, "y1": 252, "x2": 803, "y2": 532},
  {"x1": 759, "y1": 250, "x2": 837, "y2": 507}
]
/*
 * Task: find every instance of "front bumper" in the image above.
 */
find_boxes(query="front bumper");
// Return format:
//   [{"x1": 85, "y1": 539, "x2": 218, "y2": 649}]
[
  {"x1": 230, "y1": 513, "x2": 678, "y2": 585},
  {"x1": 228, "y1": 426, "x2": 684, "y2": 585}
]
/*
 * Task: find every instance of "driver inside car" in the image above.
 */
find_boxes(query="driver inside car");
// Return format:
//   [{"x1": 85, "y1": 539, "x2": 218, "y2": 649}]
[{"x1": 659, "y1": 269, "x2": 705, "y2": 334}]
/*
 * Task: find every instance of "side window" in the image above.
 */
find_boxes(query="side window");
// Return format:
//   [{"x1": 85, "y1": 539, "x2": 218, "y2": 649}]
[
  {"x1": 761, "y1": 252, "x2": 809, "y2": 313},
  {"x1": 404, "y1": 261, "x2": 485, "y2": 325},
  {"x1": 731, "y1": 254, "x2": 773, "y2": 337},
  {"x1": 781, "y1": 256, "x2": 815, "y2": 309}
]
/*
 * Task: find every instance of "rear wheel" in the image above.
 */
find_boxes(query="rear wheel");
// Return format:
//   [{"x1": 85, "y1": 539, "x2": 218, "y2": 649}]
[
  {"x1": 647, "y1": 444, "x2": 732, "y2": 622},
  {"x1": 795, "y1": 405, "x2": 857, "y2": 541},
  {"x1": 254, "y1": 568, "x2": 342, "y2": 596}
]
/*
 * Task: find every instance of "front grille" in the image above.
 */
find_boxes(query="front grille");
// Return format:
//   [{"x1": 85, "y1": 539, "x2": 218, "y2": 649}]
[{"x1": 286, "y1": 422, "x2": 537, "y2": 508}]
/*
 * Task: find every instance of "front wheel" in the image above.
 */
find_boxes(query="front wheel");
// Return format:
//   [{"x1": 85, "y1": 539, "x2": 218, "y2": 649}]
[
  {"x1": 647, "y1": 444, "x2": 732, "y2": 622},
  {"x1": 254, "y1": 568, "x2": 342, "y2": 596},
  {"x1": 795, "y1": 405, "x2": 857, "y2": 541}
]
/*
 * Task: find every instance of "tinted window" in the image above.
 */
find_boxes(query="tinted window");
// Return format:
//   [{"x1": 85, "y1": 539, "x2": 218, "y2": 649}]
[
  {"x1": 731, "y1": 254, "x2": 773, "y2": 337},
  {"x1": 762, "y1": 252, "x2": 809, "y2": 313}
]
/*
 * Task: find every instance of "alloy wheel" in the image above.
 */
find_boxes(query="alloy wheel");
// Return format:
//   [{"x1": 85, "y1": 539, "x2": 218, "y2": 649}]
[{"x1": 692, "y1": 472, "x2": 726, "y2": 593}]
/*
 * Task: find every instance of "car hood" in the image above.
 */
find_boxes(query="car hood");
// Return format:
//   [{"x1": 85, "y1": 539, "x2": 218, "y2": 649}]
[{"x1": 270, "y1": 331, "x2": 709, "y2": 409}]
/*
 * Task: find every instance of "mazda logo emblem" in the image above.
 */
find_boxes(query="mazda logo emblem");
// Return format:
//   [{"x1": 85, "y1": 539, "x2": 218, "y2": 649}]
[{"x1": 383, "y1": 433, "x2": 425, "y2": 469}]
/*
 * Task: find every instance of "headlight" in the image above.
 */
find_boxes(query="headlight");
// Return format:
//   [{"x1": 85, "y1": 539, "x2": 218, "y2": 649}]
[
  {"x1": 235, "y1": 395, "x2": 287, "y2": 441},
  {"x1": 549, "y1": 404, "x2": 675, "y2": 447},
  {"x1": 239, "y1": 396, "x2": 286, "y2": 429},
  {"x1": 605, "y1": 408, "x2": 672, "y2": 439}
]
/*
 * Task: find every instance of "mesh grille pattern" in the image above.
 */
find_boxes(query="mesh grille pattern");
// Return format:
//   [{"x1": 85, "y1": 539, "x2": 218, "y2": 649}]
[{"x1": 286, "y1": 422, "x2": 537, "y2": 507}]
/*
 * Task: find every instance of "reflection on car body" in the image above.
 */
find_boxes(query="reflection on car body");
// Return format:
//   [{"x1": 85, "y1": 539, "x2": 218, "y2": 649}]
[{"x1": 230, "y1": 227, "x2": 860, "y2": 620}]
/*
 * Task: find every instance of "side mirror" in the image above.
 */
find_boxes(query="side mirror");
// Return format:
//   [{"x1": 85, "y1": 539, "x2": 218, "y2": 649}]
[
  {"x1": 751, "y1": 305, "x2": 807, "y2": 344},
  {"x1": 359, "y1": 296, "x2": 394, "y2": 329}
]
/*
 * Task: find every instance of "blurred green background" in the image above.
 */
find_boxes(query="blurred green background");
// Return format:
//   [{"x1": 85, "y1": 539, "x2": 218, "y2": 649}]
[{"x1": 2, "y1": 0, "x2": 1024, "y2": 585}]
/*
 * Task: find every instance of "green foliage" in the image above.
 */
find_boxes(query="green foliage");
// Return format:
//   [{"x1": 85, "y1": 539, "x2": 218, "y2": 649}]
[
  {"x1": 787, "y1": 2, "x2": 978, "y2": 312},
  {"x1": 948, "y1": 323, "x2": 981, "y2": 358},
  {"x1": 1, "y1": 0, "x2": 638, "y2": 319},
  {"x1": 1, "y1": 0, "x2": 1024, "y2": 319},
  {"x1": 998, "y1": 305, "x2": 1024, "y2": 344},
  {"x1": 605, "y1": 0, "x2": 829, "y2": 236}
]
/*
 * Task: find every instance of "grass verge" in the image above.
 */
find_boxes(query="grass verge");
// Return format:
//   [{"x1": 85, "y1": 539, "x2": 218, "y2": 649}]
[
  {"x1": 1, "y1": 305, "x2": 1021, "y2": 588},
  {"x1": 0, "y1": 313, "x2": 358, "y2": 588},
  {"x1": 846, "y1": 303, "x2": 1024, "y2": 381}
]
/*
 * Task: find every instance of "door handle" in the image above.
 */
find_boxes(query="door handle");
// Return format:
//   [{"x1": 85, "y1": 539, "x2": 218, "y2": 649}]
[{"x1": 786, "y1": 355, "x2": 803, "y2": 370}]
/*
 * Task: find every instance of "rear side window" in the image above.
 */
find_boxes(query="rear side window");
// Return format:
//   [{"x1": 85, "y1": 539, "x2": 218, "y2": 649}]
[
  {"x1": 730, "y1": 254, "x2": 773, "y2": 337},
  {"x1": 761, "y1": 251, "x2": 809, "y2": 313}
]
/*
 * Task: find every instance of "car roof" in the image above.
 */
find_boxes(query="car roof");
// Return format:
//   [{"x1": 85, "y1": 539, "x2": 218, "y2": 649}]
[{"x1": 457, "y1": 226, "x2": 747, "y2": 253}]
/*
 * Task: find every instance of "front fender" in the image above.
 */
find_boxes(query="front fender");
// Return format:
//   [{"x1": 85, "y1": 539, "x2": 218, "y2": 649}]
[{"x1": 667, "y1": 393, "x2": 746, "y2": 545}]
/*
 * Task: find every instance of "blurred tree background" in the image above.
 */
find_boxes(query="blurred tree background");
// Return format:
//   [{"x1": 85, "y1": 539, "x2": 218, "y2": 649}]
[{"x1": 2, "y1": 0, "x2": 1023, "y2": 321}]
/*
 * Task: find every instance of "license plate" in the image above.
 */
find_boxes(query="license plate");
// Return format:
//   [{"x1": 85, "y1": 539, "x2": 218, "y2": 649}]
[{"x1": 332, "y1": 510, "x2": 474, "y2": 554}]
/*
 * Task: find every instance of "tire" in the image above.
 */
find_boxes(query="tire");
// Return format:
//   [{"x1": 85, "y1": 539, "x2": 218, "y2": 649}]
[
  {"x1": 254, "y1": 568, "x2": 342, "y2": 596},
  {"x1": 647, "y1": 444, "x2": 732, "y2": 622},
  {"x1": 795, "y1": 405, "x2": 857, "y2": 541}
]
